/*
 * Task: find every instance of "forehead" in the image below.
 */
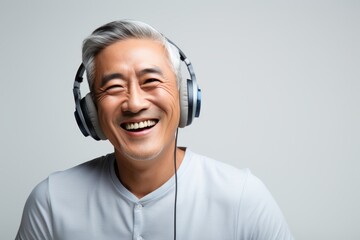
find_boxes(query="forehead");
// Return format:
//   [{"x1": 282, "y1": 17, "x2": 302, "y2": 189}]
[{"x1": 94, "y1": 38, "x2": 171, "y2": 73}]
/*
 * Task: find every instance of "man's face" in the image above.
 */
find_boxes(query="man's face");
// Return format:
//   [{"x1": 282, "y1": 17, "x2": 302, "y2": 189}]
[{"x1": 93, "y1": 38, "x2": 180, "y2": 161}]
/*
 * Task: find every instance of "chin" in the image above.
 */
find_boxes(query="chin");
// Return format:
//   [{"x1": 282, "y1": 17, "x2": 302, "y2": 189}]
[{"x1": 119, "y1": 146, "x2": 163, "y2": 162}]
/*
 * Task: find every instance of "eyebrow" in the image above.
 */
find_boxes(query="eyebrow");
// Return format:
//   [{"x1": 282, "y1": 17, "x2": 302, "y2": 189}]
[{"x1": 138, "y1": 67, "x2": 164, "y2": 77}]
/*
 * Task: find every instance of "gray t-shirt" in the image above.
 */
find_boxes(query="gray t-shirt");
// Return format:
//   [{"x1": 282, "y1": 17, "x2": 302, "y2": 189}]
[{"x1": 16, "y1": 149, "x2": 294, "y2": 240}]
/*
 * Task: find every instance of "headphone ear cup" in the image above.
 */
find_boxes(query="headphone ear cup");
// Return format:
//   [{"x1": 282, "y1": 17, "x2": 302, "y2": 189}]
[
  {"x1": 81, "y1": 94, "x2": 107, "y2": 140},
  {"x1": 179, "y1": 77, "x2": 189, "y2": 128}
]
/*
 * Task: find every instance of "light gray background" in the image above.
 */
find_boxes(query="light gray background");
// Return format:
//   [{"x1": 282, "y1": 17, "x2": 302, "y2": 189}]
[{"x1": 1, "y1": 0, "x2": 359, "y2": 239}]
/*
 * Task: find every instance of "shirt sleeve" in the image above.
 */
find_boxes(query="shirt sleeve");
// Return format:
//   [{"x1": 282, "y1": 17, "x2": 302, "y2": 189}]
[
  {"x1": 16, "y1": 178, "x2": 53, "y2": 240},
  {"x1": 237, "y1": 171, "x2": 294, "y2": 240}
]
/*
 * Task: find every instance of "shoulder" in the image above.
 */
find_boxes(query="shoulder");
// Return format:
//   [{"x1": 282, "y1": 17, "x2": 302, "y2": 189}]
[
  {"x1": 237, "y1": 172, "x2": 294, "y2": 239},
  {"x1": 16, "y1": 178, "x2": 52, "y2": 239},
  {"x1": 186, "y1": 150, "x2": 250, "y2": 186},
  {"x1": 183, "y1": 150, "x2": 252, "y2": 206},
  {"x1": 48, "y1": 154, "x2": 112, "y2": 187},
  {"x1": 185, "y1": 150, "x2": 294, "y2": 239},
  {"x1": 50, "y1": 154, "x2": 111, "y2": 178},
  {"x1": 189, "y1": 153, "x2": 276, "y2": 214},
  {"x1": 186, "y1": 150, "x2": 273, "y2": 197},
  {"x1": 16, "y1": 154, "x2": 114, "y2": 239},
  {"x1": 45, "y1": 154, "x2": 115, "y2": 206}
]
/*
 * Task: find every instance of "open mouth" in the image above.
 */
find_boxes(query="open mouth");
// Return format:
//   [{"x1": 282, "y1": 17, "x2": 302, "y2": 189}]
[{"x1": 121, "y1": 119, "x2": 158, "y2": 132}]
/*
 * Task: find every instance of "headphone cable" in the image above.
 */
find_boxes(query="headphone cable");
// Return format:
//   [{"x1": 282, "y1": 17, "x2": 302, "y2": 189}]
[{"x1": 173, "y1": 128, "x2": 179, "y2": 240}]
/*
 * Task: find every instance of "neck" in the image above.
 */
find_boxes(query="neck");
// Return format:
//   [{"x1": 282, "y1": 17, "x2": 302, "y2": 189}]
[{"x1": 114, "y1": 147, "x2": 185, "y2": 199}]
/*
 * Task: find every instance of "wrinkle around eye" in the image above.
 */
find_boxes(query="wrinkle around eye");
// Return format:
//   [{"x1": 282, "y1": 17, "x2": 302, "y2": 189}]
[
  {"x1": 93, "y1": 85, "x2": 123, "y2": 102},
  {"x1": 93, "y1": 90, "x2": 107, "y2": 103},
  {"x1": 155, "y1": 82, "x2": 178, "y2": 98}
]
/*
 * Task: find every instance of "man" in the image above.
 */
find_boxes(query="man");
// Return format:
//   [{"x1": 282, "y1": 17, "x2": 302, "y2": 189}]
[{"x1": 16, "y1": 20, "x2": 294, "y2": 239}]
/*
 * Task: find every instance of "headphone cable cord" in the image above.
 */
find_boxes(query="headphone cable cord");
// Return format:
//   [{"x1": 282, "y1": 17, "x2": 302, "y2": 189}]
[{"x1": 173, "y1": 128, "x2": 179, "y2": 240}]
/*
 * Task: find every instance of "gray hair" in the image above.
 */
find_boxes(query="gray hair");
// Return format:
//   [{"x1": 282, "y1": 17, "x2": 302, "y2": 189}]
[{"x1": 82, "y1": 19, "x2": 181, "y2": 90}]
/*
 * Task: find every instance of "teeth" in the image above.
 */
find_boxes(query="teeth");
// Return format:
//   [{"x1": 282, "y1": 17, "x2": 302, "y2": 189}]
[{"x1": 124, "y1": 120, "x2": 156, "y2": 130}]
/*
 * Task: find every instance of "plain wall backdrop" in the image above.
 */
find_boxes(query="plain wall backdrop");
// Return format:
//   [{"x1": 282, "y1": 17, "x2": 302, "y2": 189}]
[{"x1": 1, "y1": 0, "x2": 359, "y2": 239}]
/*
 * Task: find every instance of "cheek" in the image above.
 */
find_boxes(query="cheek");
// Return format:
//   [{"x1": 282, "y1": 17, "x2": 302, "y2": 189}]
[
  {"x1": 155, "y1": 85, "x2": 180, "y2": 113},
  {"x1": 96, "y1": 98, "x2": 120, "y2": 127}
]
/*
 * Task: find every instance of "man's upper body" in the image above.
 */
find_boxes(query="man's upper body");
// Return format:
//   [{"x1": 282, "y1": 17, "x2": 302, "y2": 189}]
[
  {"x1": 16, "y1": 149, "x2": 293, "y2": 240},
  {"x1": 16, "y1": 20, "x2": 294, "y2": 239}
]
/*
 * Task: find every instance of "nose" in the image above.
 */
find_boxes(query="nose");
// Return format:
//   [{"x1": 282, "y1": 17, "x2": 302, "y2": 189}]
[{"x1": 121, "y1": 83, "x2": 149, "y2": 113}]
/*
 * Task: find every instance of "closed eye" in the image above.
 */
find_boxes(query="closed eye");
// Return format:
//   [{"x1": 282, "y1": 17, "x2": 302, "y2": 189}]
[
  {"x1": 106, "y1": 84, "x2": 123, "y2": 90},
  {"x1": 142, "y1": 78, "x2": 161, "y2": 89},
  {"x1": 105, "y1": 84, "x2": 124, "y2": 94},
  {"x1": 144, "y1": 78, "x2": 160, "y2": 84}
]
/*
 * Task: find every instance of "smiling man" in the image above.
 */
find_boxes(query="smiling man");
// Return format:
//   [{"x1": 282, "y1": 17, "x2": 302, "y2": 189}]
[{"x1": 16, "y1": 20, "x2": 294, "y2": 240}]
